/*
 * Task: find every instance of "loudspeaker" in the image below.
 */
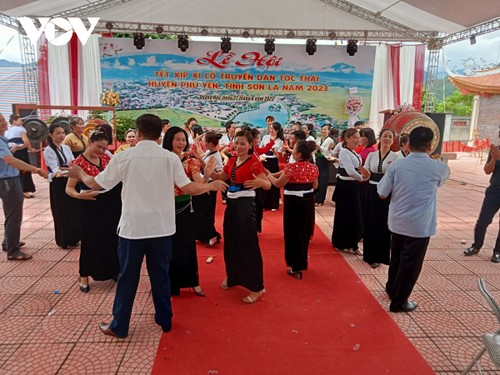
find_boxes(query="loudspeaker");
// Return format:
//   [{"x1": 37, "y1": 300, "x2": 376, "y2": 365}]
[
  {"x1": 11, "y1": 104, "x2": 38, "y2": 119},
  {"x1": 424, "y1": 113, "x2": 447, "y2": 155}
]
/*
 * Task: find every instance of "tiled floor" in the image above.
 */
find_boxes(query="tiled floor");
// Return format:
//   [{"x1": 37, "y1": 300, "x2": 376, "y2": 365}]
[{"x1": 1, "y1": 153, "x2": 499, "y2": 374}]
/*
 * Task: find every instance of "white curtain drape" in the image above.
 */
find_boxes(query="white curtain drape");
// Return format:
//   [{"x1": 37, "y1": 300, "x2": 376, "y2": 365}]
[
  {"x1": 399, "y1": 45, "x2": 416, "y2": 106},
  {"x1": 369, "y1": 44, "x2": 394, "y2": 134},
  {"x1": 78, "y1": 34, "x2": 102, "y2": 118},
  {"x1": 48, "y1": 42, "x2": 71, "y2": 116}
]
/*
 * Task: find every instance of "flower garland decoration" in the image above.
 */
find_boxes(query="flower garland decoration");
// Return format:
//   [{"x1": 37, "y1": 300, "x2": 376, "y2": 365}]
[
  {"x1": 345, "y1": 95, "x2": 364, "y2": 115},
  {"x1": 394, "y1": 103, "x2": 415, "y2": 113},
  {"x1": 100, "y1": 89, "x2": 121, "y2": 106},
  {"x1": 345, "y1": 95, "x2": 364, "y2": 128}
]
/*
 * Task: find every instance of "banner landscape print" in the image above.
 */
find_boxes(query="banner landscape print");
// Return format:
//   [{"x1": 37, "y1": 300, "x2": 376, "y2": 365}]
[{"x1": 99, "y1": 37, "x2": 375, "y2": 129}]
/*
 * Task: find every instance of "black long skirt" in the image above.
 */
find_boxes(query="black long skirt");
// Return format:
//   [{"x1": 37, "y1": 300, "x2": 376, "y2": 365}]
[
  {"x1": 170, "y1": 199, "x2": 200, "y2": 295},
  {"x1": 49, "y1": 177, "x2": 81, "y2": 248},
  {"x1": 13, "y1": 148, "x2": 35, "y2": 193},
  {"x1": 262, "y1": 158, "x2": 280, "y2": 210},
  {"x1": 331, "y1": 179, "x2": 362, "y2": 250},
  {"x1": 314, "y1": 157, "x2": 330, "y2": 204},
  {"x1": 79, "y1": 184, "x2": 121, "y2": 281},
  {"x1": 224, "y1": 196, "x2": 264, "y2": 292},
  {"x1": 363, "y1": 183, "x2": 391, "y2": 265},
  {"x1": 192, "y1": 192, "x2": 221, "y2": 244},
  {"x1": 284, "y1": 194, "x2": 315, "y2": 272}
]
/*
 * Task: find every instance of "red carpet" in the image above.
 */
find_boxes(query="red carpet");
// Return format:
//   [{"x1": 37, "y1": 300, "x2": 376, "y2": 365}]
[{"x1": 152, "y1": 201, "x2": 433, "y2": 374}]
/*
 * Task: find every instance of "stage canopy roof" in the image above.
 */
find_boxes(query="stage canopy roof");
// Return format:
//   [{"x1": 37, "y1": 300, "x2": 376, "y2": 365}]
[{"x1": 2, "y1": 0, "x2": 499, "y2": 45}]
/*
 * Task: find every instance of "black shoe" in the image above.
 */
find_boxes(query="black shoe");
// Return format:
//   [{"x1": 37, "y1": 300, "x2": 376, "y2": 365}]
[
  {"x1": 79, "y1": 283, "x2": 90, "y2": 293},
  {"x1": 491, "y1": 253, "x2": 500, "y2": 263},
  {"x1": 464, "y1": 246, "x2": 479, "y2": 256},
  {"x1": 287, "y1": 270, "x2": 303, "y2": 280},
  {"x1": 390, "y1": 301, "x2": 418, "y2": 313},
  {"x1": 99, "y1": 322, "x2": 127, "y2": 338},
  {"x1": 2, "y1": 241, "x2": 26, "y2": 252}
]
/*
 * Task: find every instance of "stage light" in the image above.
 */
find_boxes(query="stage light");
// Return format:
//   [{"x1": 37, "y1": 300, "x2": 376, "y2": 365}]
[
  {"x1": 156, "y1": 25, "x2": 164, "y2": 34},
  {"x1": 328, "y1": 31, "x2": 336, "y2": 39},
  {"x1": 242, "y1": 30, "x2": 250, "y2": 38},
  {"x1": 287, "y1": 31, "x2": 295, "y2": 38},
  {"x1": 470, "y1": 35, "x2": 476, "y2": 45},
  {"x1": 221, "y1": 37, "x2": 231, "y2": 53},
  {"x1": 306, "y1": 39, "x2": 317, "y2": 56},
  {"x1": 200, "y1": 28, "x2": 209, "y2": 36},
  {"x1": 346, "y1": 39, "x2": 358, "y2": 56},
  {"x1": 178, "y1": 35, "x2": 189, "y2": 52},
  {"x1": 105, "y1": 22, "x2": 113, "y2": 31},
  {"x1": 133, "y1": 32, "x2": 145, "y2": 50},
  {"x1": 265, "y1": 38, "x2": 275, "y2": 55}
]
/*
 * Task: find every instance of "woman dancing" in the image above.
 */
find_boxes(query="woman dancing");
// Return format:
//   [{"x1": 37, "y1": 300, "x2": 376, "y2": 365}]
[
  {"x1": 210, "y1": 130, "x2": 271, "y2": 303},
  {"x1": 267, "y1": 140, "x2": 319, "y2": 279}
]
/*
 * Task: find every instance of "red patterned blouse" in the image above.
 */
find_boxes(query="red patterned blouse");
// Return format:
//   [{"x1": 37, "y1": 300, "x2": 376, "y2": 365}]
[
  {"x1": 73, "y1": 153, "x2": 111, "y2": 177},
  {"x1": 283, "y1": 160, "x2": 319, "y2": 183},
  {"x1": 223, "y1": 155, "x2": 265, "y2": 183},
  {"x1": 174, "y1": 156, "x2": 202, "y2": 196}
]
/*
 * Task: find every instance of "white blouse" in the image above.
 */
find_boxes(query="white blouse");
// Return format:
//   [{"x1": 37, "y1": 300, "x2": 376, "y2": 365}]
[
  {"x1": 338, "y1": 147, "x2": 363, "y2": 181},
  {"x1": 43, "y1": 144, "x2": 75, "y2": 182},
  {"x1": 260, "y1": 135, "x2": 283, "y2": 159},
  {"x1": 316, "y1": 137, "x2": 334, "y2": 159},
  {"x1": 364, "y1": 150, "x2": 402, "y2": 176}
]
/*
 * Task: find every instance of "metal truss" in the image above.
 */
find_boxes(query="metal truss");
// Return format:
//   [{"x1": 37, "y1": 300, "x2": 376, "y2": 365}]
[
  {"x1": 320, "y1": 0, "x2": 428, "y2": 37},
  {"x1": 424, "y1": 49, "x2": 440, "y2": 113},
  {"x1": 94, "y1": 21, "x2": 434, "y2": 42},
  {"x1": 0, "y1": 12, "x2": 24, "y2": 33},
  {"x1": 0, "y1": 12, "x2": 38, "y2": 104},
  {"x1": 53, "y1": 0, "x2": 135, "y2": 18},
  {"x1": 20, "y1": 35, "x2": 39, "y2": 104},
  {"x1": 437, "y1": 18, "x2": 500, "y2": 47}
]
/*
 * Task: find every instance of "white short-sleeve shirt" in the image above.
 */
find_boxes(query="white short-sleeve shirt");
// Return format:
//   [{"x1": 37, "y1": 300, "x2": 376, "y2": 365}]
[{"x1": 95, "y1": 140, "x2": 191, "y2": 239}]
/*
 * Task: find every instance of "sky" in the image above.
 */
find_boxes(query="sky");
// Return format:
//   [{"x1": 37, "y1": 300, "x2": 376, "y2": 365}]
[{"x1": 1, "y1": 24, "x2": 499, "y2": 73}]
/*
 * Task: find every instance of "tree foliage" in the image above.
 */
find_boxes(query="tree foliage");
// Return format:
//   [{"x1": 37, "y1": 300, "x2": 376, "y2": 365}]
[{"x1": 434, "y1": 90, "x2": 473, "y2": 116}]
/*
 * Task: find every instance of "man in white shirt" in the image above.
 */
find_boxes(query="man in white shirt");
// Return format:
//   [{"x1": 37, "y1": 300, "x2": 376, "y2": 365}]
[
  {"x1": 378, "y1": 126, "x2": 449, "y2": 313},
  {"x1": 69, "y1": 114, "x2": 227, "y2": 338}
]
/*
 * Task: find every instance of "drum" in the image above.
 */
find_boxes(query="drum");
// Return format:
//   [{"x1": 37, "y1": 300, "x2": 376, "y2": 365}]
[
  {"x1": 84, "y1": 118, "x2": 109, "y2": 138},
  {"x1": 50, "y1": 117, "x2": 71, "y2": 135},
  {"x1": 382, "y1": 111, "x2": 440, "y2": 153}
]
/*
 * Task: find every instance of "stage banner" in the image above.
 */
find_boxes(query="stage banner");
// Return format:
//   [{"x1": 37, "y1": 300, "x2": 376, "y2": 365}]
[{"x1": 99, "y1": 37, "x2": 375, "y2": 129}]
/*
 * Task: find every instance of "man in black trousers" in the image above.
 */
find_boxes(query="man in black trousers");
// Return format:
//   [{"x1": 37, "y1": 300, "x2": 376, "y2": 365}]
[{"x1": 377, "y1": 126, "x2": 449, "y2": 312}]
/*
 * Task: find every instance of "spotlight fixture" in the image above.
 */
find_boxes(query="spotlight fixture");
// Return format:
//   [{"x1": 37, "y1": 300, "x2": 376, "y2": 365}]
[
  {"x1": 264, "y1": 38, "x2": 275, "y2": 55},
  {"x1": 328, "y1": 31, "x2": 336, "y2": 39},
  {"x1": 221, "y1": 36, "x2": 231, "y2": 53},
  {"x1": 306, "y1": 39, "x2": 317, "y2": 56},
  {"x1": 105, "y1": 21, "x2": 113, "y2": 31},
  {"x1": 470, "y1": 35, "x2": 476, "y2": 45},
  {"x1": 200, "y1": 28, "x2": 209, "y2": 36},
  {"x1": 156, "y1": 25, "x2": 164, "y2": 34},
  {"x1": 286, "y1": 30, "x2": 295, "y2": 38},
  {"x1": 346, "y1": 39, "x2": 358, "y2": 56},
  {"x1": 242, "y1": 30, "x2": 250, "y2": 38},
  {"x1": 178, "y1": 35, "x2": 189, "y2": 52},
  {"x1": 133, "y1": 32, "x2": 145, "y2": 50}
]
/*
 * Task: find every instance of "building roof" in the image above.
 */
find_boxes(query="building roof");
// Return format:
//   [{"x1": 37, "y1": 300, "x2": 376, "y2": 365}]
[{"x1": 449, "y1": 66, "x2": 500, "y2": 95}]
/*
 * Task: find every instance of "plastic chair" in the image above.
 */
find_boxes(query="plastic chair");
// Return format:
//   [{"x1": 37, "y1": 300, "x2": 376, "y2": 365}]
[{"x1": 462, "y1": 278, "x2": 500, "y2": 374}]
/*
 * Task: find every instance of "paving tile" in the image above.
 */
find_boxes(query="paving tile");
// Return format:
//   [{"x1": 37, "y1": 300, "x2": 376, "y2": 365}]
[
  {"x1": 409, "y1": 337, "x2": 458, "y2": 372},
  {"x1": 119, "y1": 343, "x2": 159, "y2": 375},
  {"x1": 27, "y1": 275, "x2": 78, "y2": 294},
  {"x1": 0, "y1": 343, "x2": 74, "y2": 374},
  {"x1": 0, "y1": 316, "x2": 44, "y2": 345},
  {"x1": 5, "y1": 261, "x2": 55, "y2": 277},
  {"x1": 0, "y1": 276, "x2": 38, "y2": 294},
  {"x1": 432, "y1": 336, "x2": 499, "y2": 373},
  {"x1": 58, "y1": 342, "x2": 128, "y2": 375},
  {"x1": 0, "y1": 344, "x2": 20, "y2": 369},
  {"x1": 50, "y1": 292, "x2": 107, "y2": 315},
  {"x1": 411, "y1": 311, "x2": 469, "y2": 337},
  {"x1": 44, "y1": 261, "x2": 79, "y2": 277},
  {"x1": 24, "y1": 314, "x2": 93, "y2": 344},
  {"x1": 2, "y1": 293, "x2": 60, "y2": 316}
]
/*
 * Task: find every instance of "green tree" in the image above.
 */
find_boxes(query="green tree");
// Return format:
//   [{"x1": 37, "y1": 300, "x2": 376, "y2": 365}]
[{"x1": 434, "y1": 90, "x2": 473, "y2": 116}]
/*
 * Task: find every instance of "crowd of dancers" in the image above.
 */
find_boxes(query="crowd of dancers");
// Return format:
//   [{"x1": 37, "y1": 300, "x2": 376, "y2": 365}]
[{"x1": 1, "y1": 111, "x2": 451, "y2": 336}]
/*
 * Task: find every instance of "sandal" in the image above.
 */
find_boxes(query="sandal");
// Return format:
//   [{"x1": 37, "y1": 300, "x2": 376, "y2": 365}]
[
  {"x1": 7, "y1": 251, "x2": 32, "y2": 261},
  {"x1": 242, "y1": 289, "x2": 266, "y2": 304}
]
